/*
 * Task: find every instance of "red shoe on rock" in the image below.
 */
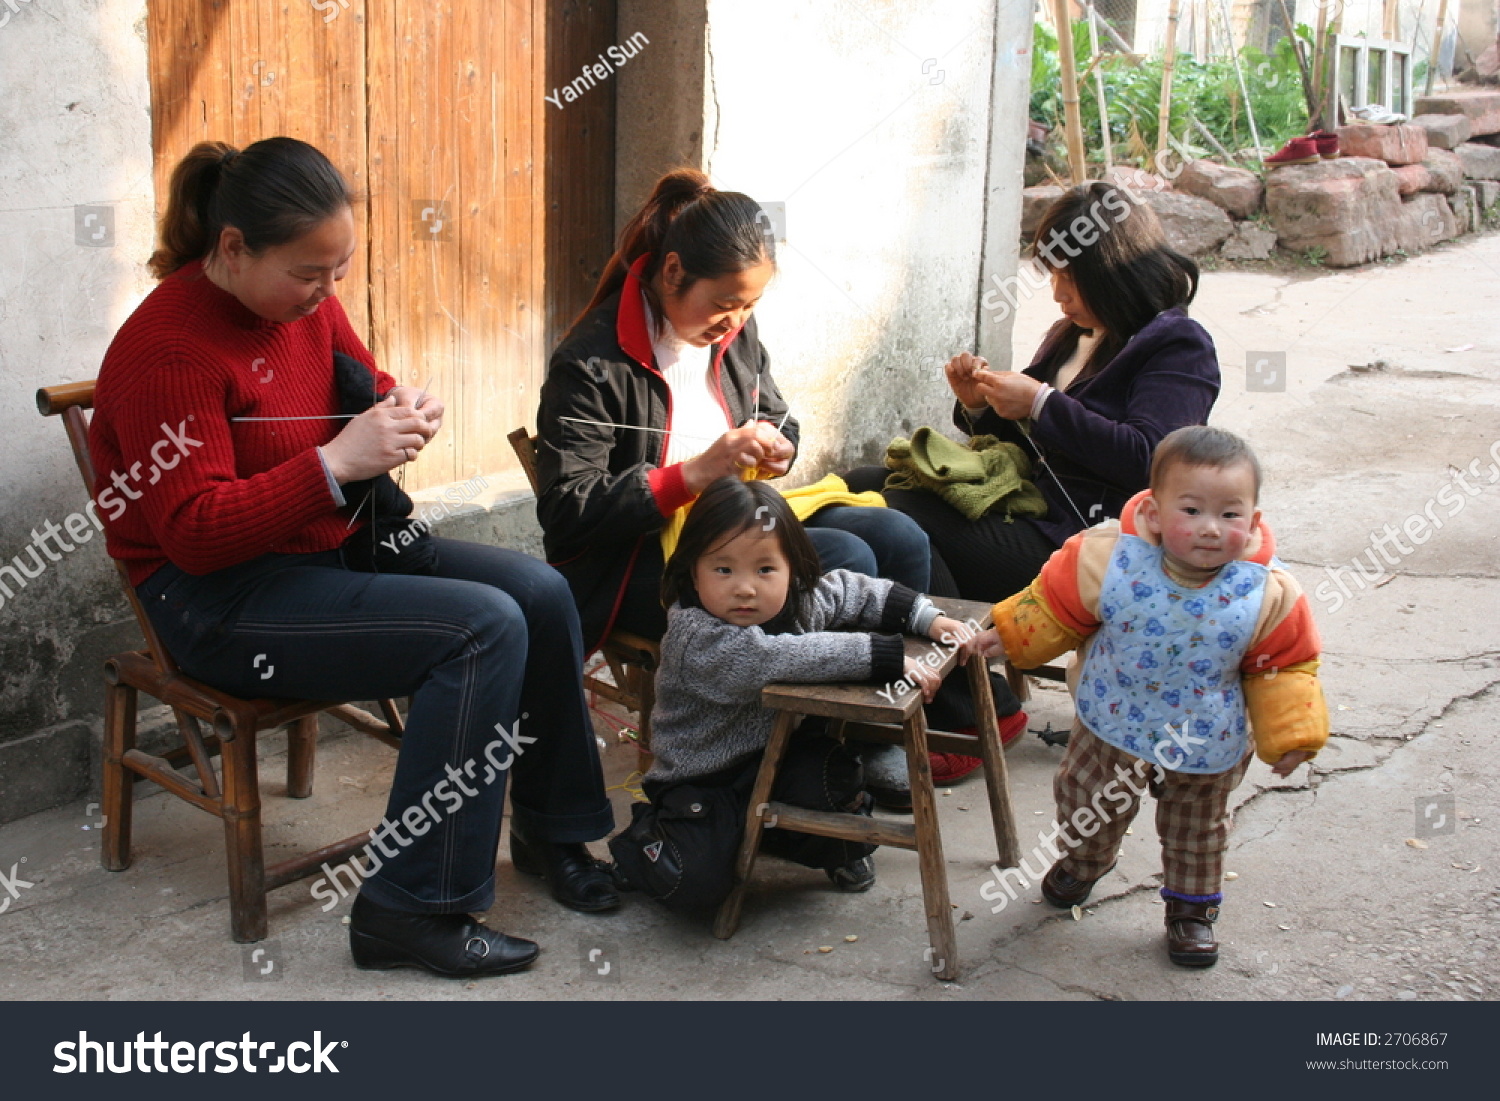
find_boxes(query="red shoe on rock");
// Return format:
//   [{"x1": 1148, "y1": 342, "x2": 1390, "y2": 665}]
[
  {"x1": 930, "y1": 711, "x2": 1028, "y2": 785},
  {"x1": 1264, "y1": 136, "x2": 1320, "y2": 166},
  {"x1": 1308, "y1": 130, "x2": 1340, "y2": 159}
]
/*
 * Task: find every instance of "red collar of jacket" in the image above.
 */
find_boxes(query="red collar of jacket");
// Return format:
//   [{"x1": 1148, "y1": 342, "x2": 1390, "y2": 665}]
[
  {"x1": 1119, "y1": 487, "x2": 1276, "y2": 564},
  {"x1": 617, "y1": 253, "x2": 746, "y2": 379}
]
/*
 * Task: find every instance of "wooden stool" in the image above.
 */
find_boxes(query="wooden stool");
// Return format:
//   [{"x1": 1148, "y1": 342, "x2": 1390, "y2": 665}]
[{"x1": 712, "y1": 597, "x2": 1021, "y2": 981}]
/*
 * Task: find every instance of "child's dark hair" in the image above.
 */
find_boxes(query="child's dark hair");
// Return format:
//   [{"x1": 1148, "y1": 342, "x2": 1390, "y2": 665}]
[
  {"x1": 576, "y1": 168, "x2": 775, "y2": 331},
  {"x1": 1150, "y1": 426, "x2": 1262, "y2": 501},
  {"x1": 149, "y1": 137, "x2": 355, "y2": 279},
  {"x1": 661, "y1": 478, "x2": 821, "y2": 630}
]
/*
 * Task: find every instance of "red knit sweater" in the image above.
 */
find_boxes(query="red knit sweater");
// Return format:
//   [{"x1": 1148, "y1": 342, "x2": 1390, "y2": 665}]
[{"x1": 90, "y1": 260, "x2": 396, "y2": 586}]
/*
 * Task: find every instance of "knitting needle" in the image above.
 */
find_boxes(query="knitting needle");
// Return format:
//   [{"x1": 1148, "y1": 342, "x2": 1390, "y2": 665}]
[
  {"x1": 232, "y1": 414, "x2": 357, "y2": 421},
  {"x1": 743, "y1": 369, "x2": 761, "y2": 429},
  {"x1": 559, "y1": 416, "x2": 716, "y2": 444}
]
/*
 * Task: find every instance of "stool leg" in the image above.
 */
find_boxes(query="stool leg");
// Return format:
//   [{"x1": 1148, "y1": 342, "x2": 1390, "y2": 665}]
[
  {"x1": 1004, "y1": 660, "x2": 1031, "y2": 704},
  {"x1": 904, "y1": 708, "x2": 959, "y2": 981},
  {"x1": 713, "y1": 709, "x2": 798, "y2": 940},
  {"x1": 634, "y1": 662, "x2": 657, "y2": 774},
  {"x1": 970, "y1": 657, "x2": 1021, "y2": 868},
  {"x1": 220, "y1": 719, "x2": 268, "y2": 943},
  {"x1": 101, "y1": 682, "x2": 136, "y2": 872},
  {"x1": 287, "y1": 715, "x2": 318, "y2": 799}
]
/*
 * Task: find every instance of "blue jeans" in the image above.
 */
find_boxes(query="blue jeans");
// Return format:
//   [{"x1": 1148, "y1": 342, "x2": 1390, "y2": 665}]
[
  {"x1": 802, "y1": 505, "x2": 931, "y2": 592},
  {"x1": 137, "y1": 537, "x2": 614, "y2": 915}
]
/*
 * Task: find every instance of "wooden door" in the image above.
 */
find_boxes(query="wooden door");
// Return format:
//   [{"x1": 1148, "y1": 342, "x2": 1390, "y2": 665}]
[{"x1": 146, "y1": 0, "x2": 616, "y2": 487}]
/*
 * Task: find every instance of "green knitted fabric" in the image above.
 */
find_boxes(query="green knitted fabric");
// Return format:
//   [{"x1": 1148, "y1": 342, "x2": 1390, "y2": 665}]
[{"x1": 883, "y1": 428, "x2": 1049, "y2": 522}]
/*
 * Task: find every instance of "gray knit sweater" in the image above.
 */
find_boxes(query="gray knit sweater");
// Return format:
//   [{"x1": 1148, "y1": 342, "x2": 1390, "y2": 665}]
[{"x1": 645, "y1": 570, "x2": 926, "y2": 786}]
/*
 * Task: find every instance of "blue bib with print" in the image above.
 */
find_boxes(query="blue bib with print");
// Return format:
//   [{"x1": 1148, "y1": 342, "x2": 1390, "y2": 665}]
[{"x1": 1075, "y1": 533, "x2": 1269, "y2": 773}]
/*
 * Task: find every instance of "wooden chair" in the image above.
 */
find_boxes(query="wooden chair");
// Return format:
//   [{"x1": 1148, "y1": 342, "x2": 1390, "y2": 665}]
[
  {"x1": 507, "y1": 427, "x2": 659, "y2": 760},
  {"x1": 712, "y1": 596, "x2": 1021, "y2": 981},
  {"x1": 37, "y1": 381, "x2": 407, "y2": 943},
  {"x1": 1004, "y1": 657, "x2": 1070, "y2": 703}
]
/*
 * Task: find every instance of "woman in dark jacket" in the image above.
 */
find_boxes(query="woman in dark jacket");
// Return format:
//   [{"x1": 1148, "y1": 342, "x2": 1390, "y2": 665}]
[
  {"x1": 536, "y1": 169, "x2": 931, "y2": 653},
  {"x1": 852, "y1": 181, "x2": 1221, "y2": 606}
]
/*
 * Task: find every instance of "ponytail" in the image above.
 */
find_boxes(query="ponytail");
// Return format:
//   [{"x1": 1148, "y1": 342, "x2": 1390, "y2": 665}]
[
  {"x1": 577, "y1": 167, "x2": 773, "y2": 324},
  {"x1": 148, "y1": 137, "x2": 355, "y2": 279}
]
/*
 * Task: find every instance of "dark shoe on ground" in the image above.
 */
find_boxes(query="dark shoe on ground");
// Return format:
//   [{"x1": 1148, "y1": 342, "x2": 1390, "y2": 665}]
[
  {"x1": 826, "y1": 855, "x2": 877, "y2": 893},
  {"x1": 1164, "y1": 897, "x2": 1220, "y2": 968},
  {"x1": 1040, "y1": 860, "x2": 1111, "y2": 908},
  {"x1": 509, "y1": 824, "x2": 620, "y2": 913},
  {"x1": 348, "y1": 892, "x2": 539, "y2": 978},
  {"x1": 868, "y1": 783, "x2": 913, "y2": 813}
]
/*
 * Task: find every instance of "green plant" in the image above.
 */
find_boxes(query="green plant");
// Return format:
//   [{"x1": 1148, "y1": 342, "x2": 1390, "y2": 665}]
[
  {"x1": 1028, "y1": 21, "x2": 1312, "y2": 165},
  {"x1": 1300, "y1": 245, "x2": 1328, "y2": 266}
]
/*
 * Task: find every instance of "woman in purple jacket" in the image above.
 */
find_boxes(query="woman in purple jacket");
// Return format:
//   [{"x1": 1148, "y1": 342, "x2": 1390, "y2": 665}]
[{"x1": 853, "y1": 182, "x2": 1220, "y2": 607}]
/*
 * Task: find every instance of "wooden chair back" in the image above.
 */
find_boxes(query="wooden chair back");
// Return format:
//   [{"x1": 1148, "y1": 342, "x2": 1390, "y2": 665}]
[{"x1": 35, "y1": 382, "x2": 180, "y2": 676}]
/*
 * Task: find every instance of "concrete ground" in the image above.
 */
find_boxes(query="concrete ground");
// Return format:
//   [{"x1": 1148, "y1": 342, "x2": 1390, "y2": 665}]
[{"x1": 1, "y1": 234, "x2": 1496, "y2": 1002}]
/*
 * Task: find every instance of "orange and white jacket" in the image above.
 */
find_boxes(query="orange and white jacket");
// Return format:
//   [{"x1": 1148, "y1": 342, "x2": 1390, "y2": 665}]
[{"x1": 992, "y1": 490, "x2": 1329, "y2": 766}]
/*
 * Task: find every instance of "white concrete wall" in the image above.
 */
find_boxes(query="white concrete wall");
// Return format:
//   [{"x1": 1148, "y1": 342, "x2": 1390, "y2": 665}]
[
  {"x1": 0, "y1": 0, "x2": 155, "y2": 820},
  {"x1": 690, "y1": 0, "x2": 1015, "y2": 477}
]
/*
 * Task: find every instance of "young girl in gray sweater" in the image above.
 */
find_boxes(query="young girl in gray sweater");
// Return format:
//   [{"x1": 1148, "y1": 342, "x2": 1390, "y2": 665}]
[{"x1": 609, "y1": 477, "x2": 974, "y2": 912}]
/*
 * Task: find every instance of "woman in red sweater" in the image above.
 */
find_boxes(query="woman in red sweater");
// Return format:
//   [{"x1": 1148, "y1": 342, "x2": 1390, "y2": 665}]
[{"x1": 90, "y1": 137, "x2": 615, "y2": 978}]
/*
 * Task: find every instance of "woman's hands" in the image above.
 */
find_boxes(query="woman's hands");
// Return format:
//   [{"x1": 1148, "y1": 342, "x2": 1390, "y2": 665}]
[
  {"x1": 972, "y1": 369, "x2": 1045, "y2": 421},
  {"x1": 682, "y1": 422, "x2": 794, "y2": 494},
  {"x1": 321, "y1": 393, "x2": 438, "y2": 484},
  {"x1": 387, "y1": 385, "x2": 445, "y2": 435},
  {"x1": 944, "y1": 352, "x2": 1044, "y2": 421},
  {"x1": 944, "y1": 352, "x2": 989, "y2": 408}
]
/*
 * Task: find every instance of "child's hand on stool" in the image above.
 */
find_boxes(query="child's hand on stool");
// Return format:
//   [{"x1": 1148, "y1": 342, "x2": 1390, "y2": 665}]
[
  {"x1": 956, "y1": 627, "x2": 1005, "y2": 664},
  {"x1": 1270, "y1": 749, "x2": 1313, "y2": 777},
  {"x1": 903, "y1": 656, "x2": 942, "y2": 703},
  {"x1": 928, "y1": 614, "x2": 975, "y2": 647}
]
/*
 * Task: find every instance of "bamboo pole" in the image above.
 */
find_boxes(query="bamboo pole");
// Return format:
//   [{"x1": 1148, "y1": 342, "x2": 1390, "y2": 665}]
[
  {"x1": 1277, "y1": 0, "x2": 1319, "y2": 121},
  {"x1": 1082, "y1": 2, "x2": 1138, "y2": 58},
  {"x1": 1192, "y1": 114, "x2": 1238, "y2": 162},
  {"x1": 1157, "y1": 0, "x2": 1183, "y2": 156},
  {"x1": 1088, "y1": 7, "x2": 1113, "y2": 168},
  {"x1": 1311, "y1": 0, "x2": 1331, "y2": 129},
  {"x1": 1215, "y1": 0, "x2": 1262, "y2": 158},
  {"x1": 1054, "y1": 0, "x2": 1088, "y2": 183},
  {"x1": 1425, "y1": 0, "x2": 1449, "y2": 94}
]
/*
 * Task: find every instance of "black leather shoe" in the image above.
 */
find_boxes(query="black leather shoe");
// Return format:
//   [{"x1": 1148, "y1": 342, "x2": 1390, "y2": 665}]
[
  {"x1": 1040, "y1": 860, "x2": 1113, "y2": 908},
  {"x1": 348, "y1": 893, "x2": 538, "y2": 978},
  {"x1": 509, "y1": 824, "x2": 620, "y2": 913}
]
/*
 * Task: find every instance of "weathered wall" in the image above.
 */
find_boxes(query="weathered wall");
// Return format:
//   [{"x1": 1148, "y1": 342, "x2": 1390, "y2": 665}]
[
  {"x1": 0, "y1": 0, "x2": 156, "y2": 823},
  {"x1": 0, "y1": 1, "x2": 1028, "y2": 825},
  {"x1": 616, "y1": 0, "x2": 1027, "y2": 481}
]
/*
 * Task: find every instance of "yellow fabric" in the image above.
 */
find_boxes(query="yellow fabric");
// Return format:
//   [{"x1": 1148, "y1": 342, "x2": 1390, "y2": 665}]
[
  {"x1": 992, "y1": 584, "x2": 1082, "y2": 670},
  {"x1": 1244, "y1": 660, "x2": 1329, "y2": 764},
  {"x1": 658, "y1": 473, "x2": 886, "y2": 562}
]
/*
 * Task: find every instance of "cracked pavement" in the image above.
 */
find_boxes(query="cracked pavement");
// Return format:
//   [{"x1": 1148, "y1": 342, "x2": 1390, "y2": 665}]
[{"x1": 0, "y1": 233, "x2": 1495, "y2": 1001}]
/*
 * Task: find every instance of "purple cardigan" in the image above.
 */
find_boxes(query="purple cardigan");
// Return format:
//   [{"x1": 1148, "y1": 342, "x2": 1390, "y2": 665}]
[{"x1": 954, "y1": 307, "x2": 1220, "y2": 548}]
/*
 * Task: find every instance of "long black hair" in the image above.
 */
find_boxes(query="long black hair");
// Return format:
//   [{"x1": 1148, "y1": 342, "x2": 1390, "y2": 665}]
[
  {"x1": 1031, "y1": 181, "x2": 1198, "y2": 384},
  {"x1": 149, "y1": 137, "x2": 355, "y2": 279},
  {"x1": 660, "y1": 478, "x2": 821, "y2": 632},
  {"x1": 577, "y1": 168, "x2": 774, "y2": 333}
]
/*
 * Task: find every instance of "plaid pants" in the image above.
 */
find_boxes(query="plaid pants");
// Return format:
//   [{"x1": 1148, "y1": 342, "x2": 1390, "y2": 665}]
[{"x1": 1053, "y1": 722, "x2": 1253, "y2": 898}]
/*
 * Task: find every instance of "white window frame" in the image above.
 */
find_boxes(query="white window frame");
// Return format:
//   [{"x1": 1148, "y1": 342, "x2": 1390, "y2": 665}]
[{"x1": 1326, "y1": 35, "x2": 1414, "y2": 121}]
